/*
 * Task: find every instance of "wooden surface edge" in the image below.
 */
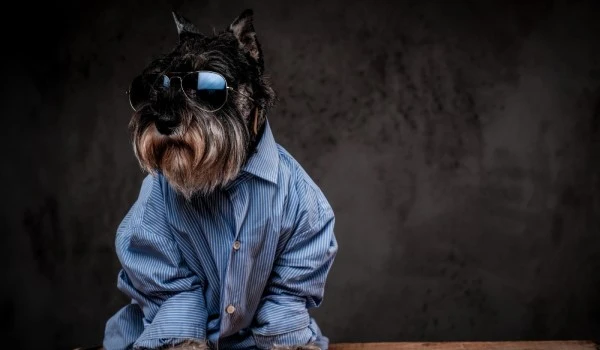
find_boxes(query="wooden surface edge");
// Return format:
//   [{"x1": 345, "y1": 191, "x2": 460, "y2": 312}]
[{"x1": 329, "y1": 340, "x2": 599, "y2": 350}]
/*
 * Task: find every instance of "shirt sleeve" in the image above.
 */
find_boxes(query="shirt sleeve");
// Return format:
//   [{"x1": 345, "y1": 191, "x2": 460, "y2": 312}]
[
  {"x1": 104, "y1": 174, "x2": 208, "y2": 350},
  {"x1": 251, "y1": 178, "x2": 338, "y2": 349}
]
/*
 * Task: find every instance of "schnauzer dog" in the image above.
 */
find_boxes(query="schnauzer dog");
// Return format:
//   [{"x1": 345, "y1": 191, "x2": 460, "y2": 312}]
[{"x1": 102, "y1": 9, "x2": 337, "y2": 350}]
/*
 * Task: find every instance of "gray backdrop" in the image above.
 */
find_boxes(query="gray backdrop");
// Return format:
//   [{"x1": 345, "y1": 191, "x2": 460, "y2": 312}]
[{"x1": 2, "y1": 0, "x2": 600, "y2": 349}]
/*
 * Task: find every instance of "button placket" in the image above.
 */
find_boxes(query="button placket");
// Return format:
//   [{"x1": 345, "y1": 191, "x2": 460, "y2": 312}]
[{"x1": 222, "y1": 184, "x2": 245, "y2": 332}]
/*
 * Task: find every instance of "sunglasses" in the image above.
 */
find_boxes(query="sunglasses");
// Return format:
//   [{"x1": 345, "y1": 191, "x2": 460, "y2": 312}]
[{"x1": 126, "y1": 70, "x2": 254, "y2": 112}]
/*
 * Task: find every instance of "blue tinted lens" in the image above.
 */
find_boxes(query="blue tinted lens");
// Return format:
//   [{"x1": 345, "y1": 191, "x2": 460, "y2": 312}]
[
  {"x1": 197, "y1": 72, "x2": 226, "y2": 90},
  {"x1": 161, "y1": 75, "x2": 170, "y2": 88},
  {"x1": 182, "y1": 71, "x2": 228, "y2": 111}
]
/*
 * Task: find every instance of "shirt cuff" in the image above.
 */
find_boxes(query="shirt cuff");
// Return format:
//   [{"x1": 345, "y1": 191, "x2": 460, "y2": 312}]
[
  {"x1": 252, "y1": 317, "x2": 327, "y2": 350},
  {"x1": 104, "y1": 303, "x2": 145, "y2": 350},
  {"x1": 132, "y1": 290, "x2": 207, "y2": 349},
  {"x1": 133, "y1": 337, "x2": 202, "y2": 350},
  {"x1": 253, "y1": 295, "x2": 311, "y2": 336},
  {"x1": 253, "y1": 327, "x2": 314, "y2": 350}
]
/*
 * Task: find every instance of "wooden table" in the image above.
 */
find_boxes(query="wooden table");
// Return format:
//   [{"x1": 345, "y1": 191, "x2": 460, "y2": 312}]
[{"x1": 329, "y1": 342, "x2": 598, "y2": 349}]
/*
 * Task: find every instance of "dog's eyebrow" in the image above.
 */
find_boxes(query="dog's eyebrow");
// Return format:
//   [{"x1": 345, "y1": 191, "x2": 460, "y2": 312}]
[
  {"x1": 201, "y1": 50, "x2": 222, "y2": 56},
  {"x1": 193, "y1": 54, "x2": 234, "y2": 81},
  {"x1": 189, "y1": 51, "x2": 220, "y2": 68}
]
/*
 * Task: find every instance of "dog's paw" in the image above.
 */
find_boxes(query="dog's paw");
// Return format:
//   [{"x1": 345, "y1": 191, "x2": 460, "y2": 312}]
[
  {"x1": 159, "y1": 340, "x2": 210, "y2": 350},
  {"x1": 270, "y1": 344, "x2": 321, "y2": 350}
]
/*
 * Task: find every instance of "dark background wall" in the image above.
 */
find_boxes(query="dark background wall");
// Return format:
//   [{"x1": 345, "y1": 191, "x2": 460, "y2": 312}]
[{"x1": 2, "y1": 0, "x2": 599, "y2": 349}]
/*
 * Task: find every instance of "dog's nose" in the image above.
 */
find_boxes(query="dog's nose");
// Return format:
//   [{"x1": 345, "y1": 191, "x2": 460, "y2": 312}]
[
  {"x1": 156, "y1": 119, "x2": 178, "y2": 135},
  {"x1": 155, "y1": 113, "x2": 180, "y2": 135}
]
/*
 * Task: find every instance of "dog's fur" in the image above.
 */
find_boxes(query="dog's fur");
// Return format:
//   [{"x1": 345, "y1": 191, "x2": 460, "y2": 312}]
[{"x1": 126, "y1": 9, "x2": 320, "y2": 350}]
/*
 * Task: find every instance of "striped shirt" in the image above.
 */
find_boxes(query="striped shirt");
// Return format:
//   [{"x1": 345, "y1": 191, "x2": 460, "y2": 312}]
[{"x1": 103, "y1": 121, "x2": 338, "y2": 350}]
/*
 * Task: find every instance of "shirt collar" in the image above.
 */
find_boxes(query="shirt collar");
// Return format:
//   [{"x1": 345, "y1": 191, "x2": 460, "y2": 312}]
[{"x1": 241, "y1": 120, "x2": 279, "y2": 184}]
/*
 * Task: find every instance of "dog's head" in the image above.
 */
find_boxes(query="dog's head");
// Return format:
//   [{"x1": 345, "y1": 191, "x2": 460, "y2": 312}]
[{"x1": 128, "y1": 9, "x2": 275, "y2": 199}]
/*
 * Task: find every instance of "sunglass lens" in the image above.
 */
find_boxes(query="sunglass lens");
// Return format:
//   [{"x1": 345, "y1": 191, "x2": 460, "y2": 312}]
[
  {"x1": 128, "y1": 74, "x2": 167, "y2": 111},
  {"x1": 183, "y1": 71, "x2": 228, "y2": 111}
]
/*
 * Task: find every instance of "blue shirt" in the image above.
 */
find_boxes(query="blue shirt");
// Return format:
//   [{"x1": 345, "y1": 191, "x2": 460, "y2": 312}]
[{"x1": 103, "y1": 121, "x2": 338, "y2": 350}]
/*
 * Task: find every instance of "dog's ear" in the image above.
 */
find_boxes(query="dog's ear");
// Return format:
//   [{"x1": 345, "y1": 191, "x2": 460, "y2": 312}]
[
  {"x1": 172, "y1": 11, "x2": 202, "y2": 37},
  {"x1": 229, "y1": 9, "x2": 264, "y2": 71}
]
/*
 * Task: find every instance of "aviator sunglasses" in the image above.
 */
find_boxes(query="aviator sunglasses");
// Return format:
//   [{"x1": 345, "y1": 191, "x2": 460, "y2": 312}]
[{"x1": 126, "y1": 70, "x2": 254, "y2": 112}]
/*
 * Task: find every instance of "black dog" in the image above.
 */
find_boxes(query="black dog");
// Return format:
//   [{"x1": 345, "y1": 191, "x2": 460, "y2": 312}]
[
  {"x1": 103, "y1": 9, "x2": 337, "y2": 350},
  {"x1": 128, "y1": 10, "x2": 275, "y2": 199}
]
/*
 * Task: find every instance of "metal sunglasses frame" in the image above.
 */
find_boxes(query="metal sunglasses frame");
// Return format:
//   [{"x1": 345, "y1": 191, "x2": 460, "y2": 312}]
[{"x1": 126, "y1": 70, "x2": 254, "y2": 112}]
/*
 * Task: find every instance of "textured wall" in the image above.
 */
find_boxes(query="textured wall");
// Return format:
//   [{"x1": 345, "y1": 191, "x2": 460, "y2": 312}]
[{"x1": 2, "y1": 0, "x2": 600, "y2": 349}]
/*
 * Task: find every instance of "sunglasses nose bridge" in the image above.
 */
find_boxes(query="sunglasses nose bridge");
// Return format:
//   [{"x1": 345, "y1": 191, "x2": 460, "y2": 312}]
[{"x1": 169, "y1": 76, "x2": 183, "y2": 90}]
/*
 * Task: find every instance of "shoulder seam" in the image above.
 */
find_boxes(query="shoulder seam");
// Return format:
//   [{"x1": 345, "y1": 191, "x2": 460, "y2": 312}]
[{"x1": 128, "y1": 174, "x2": 165, "y2": 235}]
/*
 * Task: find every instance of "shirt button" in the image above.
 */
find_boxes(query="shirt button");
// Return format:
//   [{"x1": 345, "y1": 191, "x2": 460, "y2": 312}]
[
  {"x1": 226, "y1": 305, "x2": 236, "y2": 314},
  {"x1": 233, "y1": 241, "x2": 241, "y2": 250}
]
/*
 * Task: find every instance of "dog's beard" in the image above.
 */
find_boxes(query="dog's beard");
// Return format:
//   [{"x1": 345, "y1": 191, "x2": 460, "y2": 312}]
[{"x1": 131, "y1": 100, "x2": 250, "y2": 200}]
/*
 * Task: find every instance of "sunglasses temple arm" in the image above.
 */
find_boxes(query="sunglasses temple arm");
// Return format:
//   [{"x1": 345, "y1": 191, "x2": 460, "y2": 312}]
[{"x1": 227, "y1": 87, "x2": 255, "y2": 102}]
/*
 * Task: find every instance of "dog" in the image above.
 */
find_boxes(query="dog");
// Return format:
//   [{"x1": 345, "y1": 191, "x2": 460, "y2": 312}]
[{"x1": 102, "y1": 9, "x2": 338, "y2": 350}]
